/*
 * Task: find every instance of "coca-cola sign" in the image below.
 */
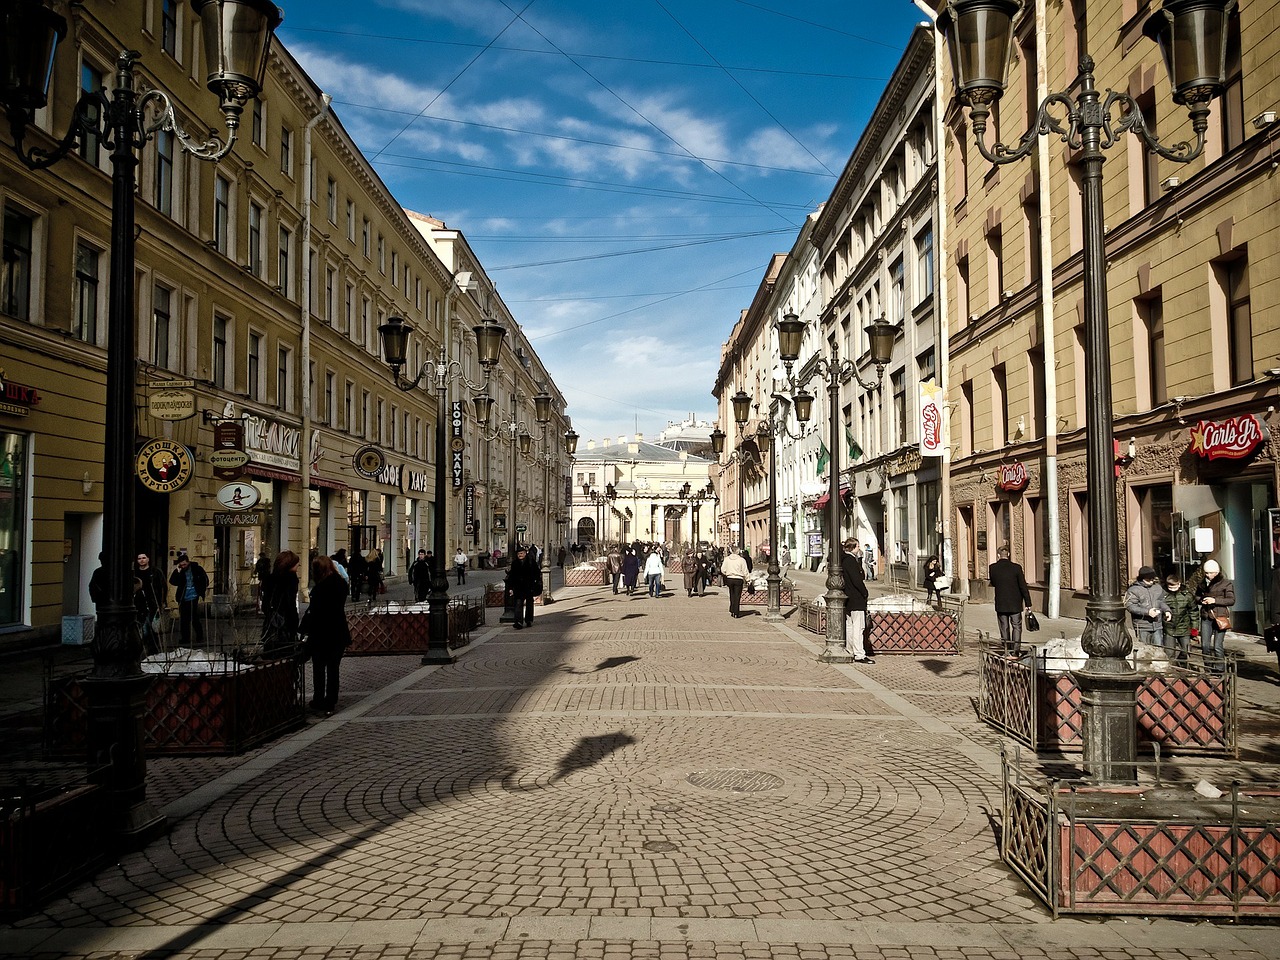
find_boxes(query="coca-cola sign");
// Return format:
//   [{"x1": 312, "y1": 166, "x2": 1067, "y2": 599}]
[
  {"x1": 997, "y1": 461, "x2": 1029, "y2": 492},
  {"x1": 1190, "y1": 414, "x2": 1265, "y2": 461}
]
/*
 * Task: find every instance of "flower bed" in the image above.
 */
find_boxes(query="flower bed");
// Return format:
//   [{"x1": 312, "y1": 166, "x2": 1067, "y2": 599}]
[
  {"x1": 978, "y1": 648, "x2": 1237, "y2": 756},
  {"x1": 1001, "y1": 749, "x2": 1280, "y2": 918},
  {"x1": 46, "y1": 656, "x2": 305, "y2": 757}
]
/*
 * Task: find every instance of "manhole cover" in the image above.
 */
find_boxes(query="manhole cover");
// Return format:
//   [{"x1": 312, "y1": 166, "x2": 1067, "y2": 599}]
[
  {"x1": 652, "y1": 803, "x2": 683, "y2": 814},
  {"x1": 686, "y1": 768, "x2": 785, "y2": 793},
  {"x1": 643, "y1": 840, "x2": 678, "y2": 852}
]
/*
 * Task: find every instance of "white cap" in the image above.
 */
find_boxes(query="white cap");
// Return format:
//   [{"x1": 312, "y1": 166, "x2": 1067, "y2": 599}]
[{"x1": 1203, "y1": 559, "x2": 1220, "y2": 576}]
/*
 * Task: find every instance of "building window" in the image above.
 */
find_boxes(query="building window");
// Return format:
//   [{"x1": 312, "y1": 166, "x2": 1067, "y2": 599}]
[
  {"x1": 213, "y1": 315, "x2": 228, "y2": 389},
  {"x1": 248, "y1": 332, "x2": 262, "y2": 401},
  {"x1": 1022, "y1": 194, "x2": 1041, "y2": 283},
  {"x1": 992, "y1": 364, "x2": 1008, "y2": 447},
  {"x1": 987, "y1": 227, "x2": 1004, "y2": 306},
  {"x1": 278, "y1": 225, "x2": 291, "y2": 296},
  {"x1": 957, "y1": 255, "x2": 971, "y2": 323},
  {"x1": 889, "y1": 256, "x2": 904, "y2": 324},
  {"x1": 1, "y1": 206, "x2": 34, "y2": 321},
  {"x1": 1138, "y1": 93, "x2": 1160, "y2": 208},
  {"x1": 153, "y1": 284, "x2": 172, "y2": 369},
  {"x1": 1070, "y1": 490, "x2": 1090, "y2": 591},
  {"x1": 214, "y1": 175, "x2": 230, "y2": 255},
  {"x1": 1221, "y1": 255, "x2": 1252, "y2": 386},
  {"x1": 74, "y1": 242, "x2": 100, "y2": 343},
  {"x1": 344, "y1": 282, "x2": 354, "y2": 334},
  {"x1": 248, "y1": 202, "x2": 263, "y2": 276},
  {"x1": 917, "y1": 480, "x2": 939, "y2": 559},
  {"x1": 891, "y1": 369, "x2": 907, "y2": 446},
  {"x1": 346, "y1": 200, "x2": 356, "y2": 242},
  {"x1": 915, "y1": 226, "x2": 933, "y2": 303},
  {"x1": 377, "y1": 235, "x2": 386, "y2": 273},
  {"x1": 325, "y1": 372, "x2": 336, "y2": 425},
  {"x1": 0, "y1": 432, "x2": 28, "y2": 627},
  {"x1": 362, "y1": 389, "x2": 370, "y2": 436},
  {"x1": 154, "y1": 129, "x2": 174, "y2": 216},
  {"x1": 345, "y1": 381, "x2": 354, "y2": 430},
  {"x1": 362, "y1": 218, "x2": 370, "y2": 258},
  {"x1": 1028, "y1": 345, "x2": 1046, "y2": 439},
  {"x1": 250, "y1": 98, "x2": 263, "y2": 146},
  {"x1": 160, "y1": 0, "x2": 178, "y2": 56},
  {"x1": 360, "y1": 296, "x2": 370, "y2": 346},
  {"x1": 1137, "y1": 293, "x2": 1166, "y2": 408},
  {"x1": 917, "y1": 347, "x2": 935, "y2": 384},
  {"x1": 78, "y1": 62, "x2": 103, "y2": 165},
  {"x1": 280, "y1": 126, "x2": 292, "y2": 176},
  {"x1": 391, "y1": 250, "x2": 398, "y2": 285},
  {"x1": 390, "y1": 403, "x2": 397, "y2": 448},
  {"x1": 1027, "y1": 497, "x2": 1049, "y2": 585},
  {"x1": 1220, "y1": 9, "x2": 1244, "y2": 152},
  {"x1": 326, "y1": 177, "x2": 337, "y2": 223},
  {"x1": 325, "y1": 266, "x2": 336, "y2": 322},
  {"x1": 277, "y1": 345, "x2": 290, "y2": 410},
  {"x1": 960, "y1": 379, "x2": 974, "y2": 456}
]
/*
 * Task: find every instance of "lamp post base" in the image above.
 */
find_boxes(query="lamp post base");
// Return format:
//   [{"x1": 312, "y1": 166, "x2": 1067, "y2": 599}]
[
  {"x1": 82, "y1": 674, "x2": 167, "y2": 844},
  {"x1": 1074, "y1": 659, "x2": 1141, "y2": 785},
  {"x1": 819, "y1": 644, "x2": 856, "y2": 663}
]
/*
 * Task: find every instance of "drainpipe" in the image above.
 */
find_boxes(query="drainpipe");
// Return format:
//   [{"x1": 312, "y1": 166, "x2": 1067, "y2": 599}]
[
  {"x1": 1032, "y1": 0, "x2": 1063, "y2": 618},
  {"x1": 300, "y1": 93, "x2": 332, "y2": 558},
  {"x1": 913, "y1": 4, "x2": 954, "y2": 591}
]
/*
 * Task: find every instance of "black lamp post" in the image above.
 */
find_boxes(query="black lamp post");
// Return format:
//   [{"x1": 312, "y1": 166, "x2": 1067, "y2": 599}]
[
  {"x1": 936, "y1": 0, "x2": 1235, "y2": 783},
  {"x1": 473, "y1": 388, "x2": 555, "y2": 622},
  {"x1": 379, "y1": 312, "x2": 505, "y2": 663},
  {"x1": 0, "y1": 0, "x2": 280, "y2": 840}
]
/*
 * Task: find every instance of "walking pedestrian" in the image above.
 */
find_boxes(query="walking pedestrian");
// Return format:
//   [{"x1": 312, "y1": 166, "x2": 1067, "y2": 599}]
[
  {"x1": 364, "y1": 548, "x2": 384, "y2": 603},
  {"x1": 644, "y1": 548, "x2": 665, "y2": 597},
  {"x1": 1266, "y1": 561, "x2": 1280, "y2": 678},
  {"x1": 133, "y1": 551, "x2": 168, "y2": 655},
  {"x1": 923, "y1": 555, "x2": 944, "y2": 607},
  {"x1": 721, "y1": 548, "x2": 749, "y2": 617},
  {"x1": 330, "y1": 548, "x2": 350, "y2": 583},
  {"x1": 989, "y1": 545, "x2": 1032, "y2": 655},
  {"x1": 347, "y1": 550, "x2": 368, "y2": 601},
  {"x1": 607, "y1": 545, "x2": 622, "y2": 594},
  {"x1": 409, "y1": 549, "x2": 432, "y2": 602},
  {"x1": 683, "y1": 550, "x2": 699, "y2": 597},
  {"x1": 842, "y1": 538, "x2": 873, "y2": 663},
  {"x1": 261, "y1": 550, "x2": 301, "y2": 658},
  {"x1": 1196, "y1": 559, "x2": 1234, "y2": 674},
  {"x1": 169, "y1": 552, "x2": 209, "y2": 646},
  {"x1": 253, "y1": 549, "x2": 272, "y2": 602},
  {"x1": 506, "y1": 544, "x2": 541, "y2": 628},
  {"x1": 557, "y1": 545, "x2": 567, "y2": 569},
  {"x1": 1125, "y1": 565, "x2": 1170, "y2": 649},
  {"x1": 453, "y1": 547, "x2": 469, "y2": 586},
  {"x1": 864, "y1": 543, "x2": 877, "y2": 582},
  {"x1": 301, "y1": 554, "x2": 350, "y2": 716},
  {"x1": 621, "y1": 548, "x2": 640, "y2": 595},
  {"x1": 778, "y1": 542, "x2": 791, "y2": 581},
  {"x1": 1163, "y1": 571, "x2": 1196, "y2": 667}
]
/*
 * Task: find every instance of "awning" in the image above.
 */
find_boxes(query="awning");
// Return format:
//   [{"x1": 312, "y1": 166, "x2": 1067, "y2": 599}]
[
  {"x1": 309, "y1": 474, "x2": 348, "y2": 491},
  {"x1": 809, "y1": 484, "x2": 852, "y2": 510},
  {"x1": 247, "y1": 463, "x2": 300, "y2": 484}
]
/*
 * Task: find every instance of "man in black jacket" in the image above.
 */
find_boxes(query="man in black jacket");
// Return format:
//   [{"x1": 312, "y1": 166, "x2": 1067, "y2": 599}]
[
  {"x1": 989, "y1": 545, "x2": 1032, "y2": 654},
  {"x1": 841, "y1": 538, "x2": 873, "y2": 664},
  {"x1": 169, "y1": 552, "x2": 209, "y2": 646},
  {"x1": 506, "y1": 545, "x2": 541, "y2": 629}
]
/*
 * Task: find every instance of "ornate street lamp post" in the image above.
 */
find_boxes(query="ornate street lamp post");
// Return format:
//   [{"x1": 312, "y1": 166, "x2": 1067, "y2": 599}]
[
  {"x1": 378, "y1": 313, "x2": 504, "y2": 663},
  {"x1": 0, "y1": 0, "x2": 280, "y2": 840},
  {"x1": 936, "y1": 0, "x2": 1235, "y2": 782}
]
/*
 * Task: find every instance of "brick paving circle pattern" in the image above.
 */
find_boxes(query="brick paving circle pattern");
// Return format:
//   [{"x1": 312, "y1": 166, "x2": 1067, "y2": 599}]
[{"x1": 685, "y1": 768, "x2": 786, "y2": 793}]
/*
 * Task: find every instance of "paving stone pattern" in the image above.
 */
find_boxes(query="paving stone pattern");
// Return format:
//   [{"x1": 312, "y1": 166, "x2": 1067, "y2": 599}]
[{"x1": 4, "y1": 581, "x2": 1278, "y2": 960}]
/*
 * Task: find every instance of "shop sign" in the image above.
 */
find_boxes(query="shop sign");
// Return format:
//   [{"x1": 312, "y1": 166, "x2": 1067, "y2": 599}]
[
  {"x1": 1190, "y1": 414, "x2": 1265, "y2": 461},
  {"x1": 806, "y1": 531, "x2": 824, "y2": 558},
  {"x1": 493, "y1": 512, "x2": 507, "y2": 533},
  {"x1": 147, "y1": 390, "x2": 196, "y2": 421},
  {"x1": 376, "y1": 462, "x2": 403, "y2": 491},
  {"x1": 353, "y1": 444, "x2": 384, "y2": 480},
  {"x1": 464, "y1": 483, "x2": 476, "y2": 535},
  {"x1": 214, "y1": 511, "x2": 264, "y2": 526},
  {"x1": 209, "y1": 448, "x2": 250, "y2": 471},
  {"x1": 407, "y1": 470, "x2": 429, "y2": 493},
  {"x1": 135, "y1": 438, "x2": 193, "y2": 493},
  {"x1": 215, "y1": 482, "x2": 261, "y2": 510},
  {"x1": 778, "y1": 505, "x2": 793, "y2": 524},
  {"x1": 919, "y1": 379, "x2": 944, "y2": 457},
  {"x1": 888, "y1": 450, "x2": 922, "y2": 477},
  {"x1": 244, "y1": 411, "x2": 303, "y2": 471},
  {"x1": 211, "y1": 420, "x2": 248, "y2": 480},
  {"x1": 451, "y1": 400, "x2": 464, "y2": 489},
  {"x1": 0, "y1": 369, "x2": 39, "y2": 417},
  {"x1": 996, "y1": 461, "x2": 1029, "y2": 492}
]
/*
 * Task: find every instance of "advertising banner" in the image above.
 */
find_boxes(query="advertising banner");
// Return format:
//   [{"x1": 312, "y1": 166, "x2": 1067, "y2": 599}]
[
  {"x1": 451, "y1": 400, "x2": 465, "y2": 488},
  {"x1": 919, "y1": 378, "x2": 944, "y2": 457}
]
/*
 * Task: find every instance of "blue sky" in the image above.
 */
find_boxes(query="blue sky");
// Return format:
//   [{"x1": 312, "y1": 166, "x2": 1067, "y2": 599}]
[{"x1": 280, "y1": 1, "x2": 928, "y2": 444}]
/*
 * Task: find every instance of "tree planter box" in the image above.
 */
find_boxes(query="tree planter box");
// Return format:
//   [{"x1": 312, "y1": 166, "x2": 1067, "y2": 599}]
[
  {"x1": 740, "y1": 586, "x2": 793, "y2": 605},
  {"x1": 1001, "y1": 750, "x2": 1280, "y2": 918},
  {"x1": 795, "y1": 598, "x2": 963, "y2": 654},
  {"x1": 45, "y1": 657, "x2": 305, "y2": 757},
  {"x1": 979, "y1": 649, "x2": 1237, "y2": 756},
  {"x1": 564, "y1": 565, "x2": 608, "y2": 587},
  {"x1": 1, "y1": 779, "x2": 112, "y2": 918},
  {"x1": 798, "y1": 597, "x2": 825, "y2": 634},
  {"x1": 346, "y1": 598, "x2": 482, "y2": 654}
]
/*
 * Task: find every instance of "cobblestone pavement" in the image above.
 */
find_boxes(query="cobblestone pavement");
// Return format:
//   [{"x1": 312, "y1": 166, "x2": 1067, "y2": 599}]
[{"x1": 4, "y1": 578, "x2": 1278, "y2": 960}]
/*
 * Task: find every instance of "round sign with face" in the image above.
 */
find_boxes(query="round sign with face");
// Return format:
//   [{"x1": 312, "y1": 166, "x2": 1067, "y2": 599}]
[
  {"x1": 215, "y1": 482, "x2": 261, "y2": 510},
  {"x1": 353, "y1": 444, "x2": 385, "y2": 480},
  {"x1": 135, "y1": 439, "x2": 194, "y2": 493}
]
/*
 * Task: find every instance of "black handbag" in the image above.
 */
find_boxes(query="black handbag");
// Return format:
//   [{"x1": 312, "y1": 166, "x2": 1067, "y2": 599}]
[{"x1": 1025, "y1": 611, "x2": 1041, "y2": 632}]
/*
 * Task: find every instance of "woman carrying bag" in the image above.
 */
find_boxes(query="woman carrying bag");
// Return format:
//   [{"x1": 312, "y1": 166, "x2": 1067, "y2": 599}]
[
  {"x1": 261, "y1": 550, "x2": 301, "y2": 658},
  {"x1": 301, "y1": 554, "x2": 350, "y2": 715}
]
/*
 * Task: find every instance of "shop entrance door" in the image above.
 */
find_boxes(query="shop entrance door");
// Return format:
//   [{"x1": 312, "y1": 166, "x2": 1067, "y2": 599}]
[{"x1": 348, "y1": 524, "x2": 377, "y2": 558}]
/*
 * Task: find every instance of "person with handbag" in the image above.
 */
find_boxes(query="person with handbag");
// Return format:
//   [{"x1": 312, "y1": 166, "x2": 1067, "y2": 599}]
[
  {"x1": 1196, "y1": 559, "x2": 1235, "y2": 675},
  {"x1": 300, "y1": 554, "x2": 350, "y2": 715},
  {"x1": 923, "y1": 555, "x2": 944, "y2": 608},
  {"x1": 989, "y1": 545, "x2": 1032, "y2": 656},
  {"x1": 261, "y1": 550, "x2": 301, "y2": 658}
]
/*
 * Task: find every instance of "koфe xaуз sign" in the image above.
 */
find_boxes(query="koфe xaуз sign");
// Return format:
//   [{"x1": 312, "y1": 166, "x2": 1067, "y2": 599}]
[
  {"x1": 1190, "y1": 414, "x2": 1265, "y2": 461},
  {"x1": 353, "y1": 444, "x2": 385, "y2": 480},
  {"x1": 135, "y1": 439, "x2": 193, "y2": 493}
]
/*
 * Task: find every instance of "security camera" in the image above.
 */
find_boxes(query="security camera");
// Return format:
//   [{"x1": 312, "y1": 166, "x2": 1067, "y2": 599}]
[
  {"x1": 1253, "y1": 111, "x2": 1278, "y2": 129},
  {"x1": 1161, "y1": 176, "x2": 1181, "y2": 191}
]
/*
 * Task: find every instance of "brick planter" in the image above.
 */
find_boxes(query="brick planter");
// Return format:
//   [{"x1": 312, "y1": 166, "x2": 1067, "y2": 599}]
[
  {"x1": 564, "y1": 565, "x2": 608, "y2": 587},
  {"x1": 46, "y1": 657, "x2": 305, "y2": 757},
  {"x1": 868, "y1": 610, "x2": 959, "y2": 654},
  {"x1": 740, "y1": 587, "x2": 793, "y2": 605},
  {"x1": 978, "y1": 649, "x2": 1237, "y2": 756}
]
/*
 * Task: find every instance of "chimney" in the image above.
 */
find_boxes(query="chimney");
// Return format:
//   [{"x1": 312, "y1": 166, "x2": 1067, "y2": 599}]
[
  {"x1": 635, "y1": 432, "x2": 644, "y2": 442},
  {"x1": 587, "y1": 439, "x2": 596, "y2": 450},
  {"x1": 618, "y1": 435, "x2": 626, "y2": 446}
]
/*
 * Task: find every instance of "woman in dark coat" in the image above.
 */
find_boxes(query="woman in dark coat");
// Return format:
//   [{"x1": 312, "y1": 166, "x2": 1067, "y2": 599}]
[
  {"x1": 363, "y1": 548, "x2": 384, "y2": 603},
  {"x1": 621, "y1": 549, "x2": 640, "y2": 595},
  {"x1": 683, "y1": 552, "x2": 699, "y2": 597},
  {"x1": 261, "y1": 550, "x2": 301, "y2": 658},
  {"x1": 505, "y1": 545, "x2": 541, "y2": 629},
  {"x1": 923, "y1": 555, "x2": 944, "y2": 608},
  {"x1": 301, "y1": 554, "x2": 350, "y2": 715}
]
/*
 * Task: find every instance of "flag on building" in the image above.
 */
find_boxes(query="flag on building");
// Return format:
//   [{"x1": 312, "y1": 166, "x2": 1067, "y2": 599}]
[
  {"x1": 816, "y1": 442, "x2": 830, "y2": 475},
  {"x1": 847, "y1": 425, "x2": 862, "y2": 461}
]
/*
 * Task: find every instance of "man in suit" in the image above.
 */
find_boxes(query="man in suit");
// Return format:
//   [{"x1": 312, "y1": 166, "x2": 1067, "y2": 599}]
[
  {"x1": 989, "y1": 545, "x2": 1033, "y2": 654},
  {"x1": 841, "y1": 538, "x2": 873, "y2": 664}
]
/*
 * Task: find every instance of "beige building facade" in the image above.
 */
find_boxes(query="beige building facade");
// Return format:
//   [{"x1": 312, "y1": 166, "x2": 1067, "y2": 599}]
[
  {"x1": 0, "y1": 2, "x2": 567, "y2": 646},
  {"x1": 941, "y1": 0, "x2": 1280, "y2": 628}
]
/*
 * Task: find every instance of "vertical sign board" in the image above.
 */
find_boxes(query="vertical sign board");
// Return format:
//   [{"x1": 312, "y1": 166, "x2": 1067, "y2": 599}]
[
  {"x1": 564, "y1": 474, "x2": 572, "y2": 508},
  {"x1": 450, "y1": 401, "x2": 464, "y2": 489},
  {"x1": 211, "y1": 420, "x2": 248, "y2": 481},
  {"x1": 464, "y1": 483, "x2": 477, "y2": 541}
]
